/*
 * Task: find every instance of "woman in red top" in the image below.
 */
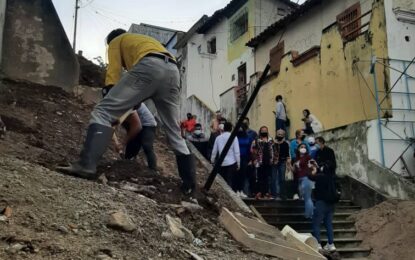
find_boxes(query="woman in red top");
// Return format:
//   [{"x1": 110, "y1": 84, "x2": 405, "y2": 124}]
[{"x1": 293, "y1": 143, "x2": 314, "y2": 219}]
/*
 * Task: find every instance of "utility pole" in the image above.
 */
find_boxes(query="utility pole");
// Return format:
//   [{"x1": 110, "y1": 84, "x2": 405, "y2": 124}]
[{"x1": 73, "y1": 0, "x2": 80, "y2": 52}]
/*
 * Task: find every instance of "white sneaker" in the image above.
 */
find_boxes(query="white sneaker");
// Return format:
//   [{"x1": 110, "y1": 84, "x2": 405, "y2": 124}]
[
  {"x1": 236, "y1": 191, "x2": 241, "y2": 197},
  {"x1": 240, "y1": 192, "x2": 248, "y2": 198},
  {"x1": 317, "y1": 244, "x2": 323, "y2": 251},
  {"x1": 323, "y1": 243, "x2": 336, "y2": 252},
  {"x1": 293, "y1": 194, "x2": 300, "y2": 200}
]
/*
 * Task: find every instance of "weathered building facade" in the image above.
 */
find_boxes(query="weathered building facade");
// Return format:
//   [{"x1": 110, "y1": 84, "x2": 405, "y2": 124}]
[
  {"x1": 246, "y1": 0, "x2": 415, "y2": 197},
  {"x1": 175, "y1": 0, "x2": 297, "y2": 134}
]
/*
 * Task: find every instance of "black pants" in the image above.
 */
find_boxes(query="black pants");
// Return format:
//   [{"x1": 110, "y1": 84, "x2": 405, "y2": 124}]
[
  {"x1": 233, "y1": 156, "x2": 249, "y2": 192},
  {"x1": 125, "y1": 126, "x2": 157, "y2": 169},
  {"x1": 258, "y1": 164, "x2": 271, "y2": 195},
  {"x1": 220, "y1": 163, "x2": 237, "y2": 190}
]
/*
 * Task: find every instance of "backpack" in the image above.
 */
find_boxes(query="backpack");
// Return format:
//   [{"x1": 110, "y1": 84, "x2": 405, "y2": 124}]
[{"x1": 282, "y1": 103, "x2": 290, "y2": 127}]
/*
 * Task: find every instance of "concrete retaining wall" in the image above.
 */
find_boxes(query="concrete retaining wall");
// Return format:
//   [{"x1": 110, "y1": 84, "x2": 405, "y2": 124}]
[
  {"x1": 0, "y1": 0, "x2": 79, "y2": 91},
  {"x1": 319, "y1": 122, "x2": 415, "y2": 200},
  {"x1": 180, "y1": 95, "x2": 215, "y2": 136}
]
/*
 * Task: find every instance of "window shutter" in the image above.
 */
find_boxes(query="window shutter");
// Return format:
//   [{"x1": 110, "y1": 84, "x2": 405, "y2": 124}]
[
  {"x1": 336, "y1": 3, "x2": 361, "y2": 41},
  {"x1": 269, "y1": 41, "x2": 284, "y2": 74}
]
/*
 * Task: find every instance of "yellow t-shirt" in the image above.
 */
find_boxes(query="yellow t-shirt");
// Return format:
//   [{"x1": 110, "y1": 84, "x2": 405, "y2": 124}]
[{"x1": 105, "y1": 33, "x2": 173, "y2": 86}]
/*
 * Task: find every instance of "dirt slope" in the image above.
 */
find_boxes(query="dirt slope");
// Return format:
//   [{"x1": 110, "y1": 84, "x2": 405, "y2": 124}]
[
  {"x1": 350, "y1": 200, "x2": 415, "y2": 260},
  {"x1": 0, "y1": 79, "x2": 275, "y2": 259}
]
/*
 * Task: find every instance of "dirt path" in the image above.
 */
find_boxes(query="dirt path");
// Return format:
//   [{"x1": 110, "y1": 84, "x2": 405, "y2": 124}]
[{"x1": 0, "y1": 79, "x2": 276, "y2": 259}]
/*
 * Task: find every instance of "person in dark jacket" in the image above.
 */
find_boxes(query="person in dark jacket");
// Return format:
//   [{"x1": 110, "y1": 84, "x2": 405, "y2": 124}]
[
  {"x1": 308, "y1": 136, "x2": 337, "y2": 252},
  {"x1": 271, "y1": 129, "x2": 291, "y2": 200},
  {"x1": 234, "y1": 123, "x2": 253, "y2": 197},
  {"x1": 250, "y1": 126, "x2": 273, "y2": 199}
]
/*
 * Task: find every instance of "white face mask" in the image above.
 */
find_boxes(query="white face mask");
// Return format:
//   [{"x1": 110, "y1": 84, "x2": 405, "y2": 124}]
[
  {"x1": 299, "y1": 148, "x2": 307, "y2": 154},
  {"x1": 218, "y1": 124, "x2": 224, "y2": 130},
  {"x1": 194, "y1": 130, "x2": 202, "y2": 135}
]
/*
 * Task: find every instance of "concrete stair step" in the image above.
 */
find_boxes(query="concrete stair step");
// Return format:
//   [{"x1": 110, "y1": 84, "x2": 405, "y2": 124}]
[
  {"x1": 336, "y1": 247, "x2": 371, "y2": 258},
  {"x1": 296, "y1": 228, "x2": 357, "y2": 239},
  {"x1": 244, "y1": 198, "x2": 354, "y2": 207},
  {"x1": 343, "y1": 257, "x2": 369, "y2": 260},
  {"x1": 253, "y1": 205, "x2": 361, "y2": 214},
  {"x1": 261, "y1": 212, "x2": 352, "y2": 221},
  {"x1": 268, "y1": 220, "x2": 356, "y2": 230},
  {"x1": 321, "y1": 238, "x2": 363, "y2": 248}
]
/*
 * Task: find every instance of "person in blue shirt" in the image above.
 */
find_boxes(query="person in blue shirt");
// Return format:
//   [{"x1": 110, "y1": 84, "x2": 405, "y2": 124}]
[
  {"x1": 242, "y1": 117, "x2": 258, "y2": 141},
  {"x1": 234, "y1": 124, "x2": 252, "y2": 198},
  {"x1": 308, "y1": 136, "x2": 319, "y2": 159},
  {"x1": 290, "y1": 129, "x2": 310, "y2": 161}
]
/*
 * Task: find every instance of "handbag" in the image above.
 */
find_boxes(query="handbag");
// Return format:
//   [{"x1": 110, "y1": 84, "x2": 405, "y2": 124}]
[
  {"x1": 285, "y1": 167, "x2": 294, "y2": 181},
  {"x1": 283, "y1": 103, "x2": 290, "y2": 127}
]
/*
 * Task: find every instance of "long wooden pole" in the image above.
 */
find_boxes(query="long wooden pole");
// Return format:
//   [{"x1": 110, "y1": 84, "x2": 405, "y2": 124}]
[{"x1": 204, "y1": 63, "x2": 271, "y2": 191}]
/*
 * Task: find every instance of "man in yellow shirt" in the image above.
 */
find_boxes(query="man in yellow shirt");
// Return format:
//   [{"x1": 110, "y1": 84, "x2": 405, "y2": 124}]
[{"x1": 58, "y1": 29, "x2": 196, "y2": 195}]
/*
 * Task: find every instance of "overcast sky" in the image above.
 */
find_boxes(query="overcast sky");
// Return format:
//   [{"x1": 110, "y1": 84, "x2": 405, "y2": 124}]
[
  {"x1": 52, "y1": 0, "x2": 302, "y2": 62},
  {"x1": 52, "y1": 0, "x2": 232, "y2": 61}
]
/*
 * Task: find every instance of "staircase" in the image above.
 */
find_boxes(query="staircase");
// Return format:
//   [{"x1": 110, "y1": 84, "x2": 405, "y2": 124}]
[{"x1": 244, "y1": 199, "x2": 371, "y2": 259}]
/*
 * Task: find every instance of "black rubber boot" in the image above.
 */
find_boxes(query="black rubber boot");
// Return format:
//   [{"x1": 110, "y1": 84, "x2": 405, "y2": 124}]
[
  {"x1": 176, "y1": 154, "x2": 196, "y2": 195},
  {"x1": 57, "y1": 123, "x2": 113, "y2": 180}
]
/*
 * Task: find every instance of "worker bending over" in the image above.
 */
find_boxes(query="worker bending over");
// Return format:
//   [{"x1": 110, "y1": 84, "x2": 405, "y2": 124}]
[{"x1": 58, "y1": 29, "x2": 196, "y2": 195}]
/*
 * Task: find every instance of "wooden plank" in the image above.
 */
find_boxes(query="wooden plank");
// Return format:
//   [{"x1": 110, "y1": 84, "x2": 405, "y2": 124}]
[
  {"x1": 220, "y1": 208, "x2": 326, "y2": 260},
  {"x1": 285, "y1": 232, "x2": 321, "y2": 257},
  {"x1": 235, "y1": 212, "x2": 282, "y2": 237},
  {"x1": 249, "y1": 205, "x2": 267, "y2": 223}
]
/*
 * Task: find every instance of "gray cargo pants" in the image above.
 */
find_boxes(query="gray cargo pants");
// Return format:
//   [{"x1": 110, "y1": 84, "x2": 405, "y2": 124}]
[{"x1": 90, "y1": 56, "x2": 190, "y2": 155}]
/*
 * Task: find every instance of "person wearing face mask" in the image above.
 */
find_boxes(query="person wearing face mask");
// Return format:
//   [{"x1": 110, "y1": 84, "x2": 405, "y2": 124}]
[
  {"x1": 234, "y1": 123, "x2": 254, "y2": 198},
  {"x1": 308, "y1": 136, "x2": 338, "y2": 252},
  {"x1": 210, "y1": 110, "x2": 224, "y2": 134},
  {"x1": 290, "y1": 129, "x2": 310, "y2": 161},
  {"x1": 250, "y1": 126, "x2": 274, "y2": 199},
  {"x1": 293, "y1": 144, "x2": 314, "y2": 219},
  {"x1": 308, "y1": 136, "x2": 319, "y2": 159},
  {"x1": 271, "y1": 129, "x2": 291, "y2": 200},
  {"x1": 242, "y1": 117, "x2": 258, "y2": 140},
  {"x1": 181, "y1": 113, "x2": 196, "y2": 138},
  {"x1": 210, "y1": 122, "x2": 240, "y2": 189},
  {"x1": 188, "y1": 123, "x2": 208, "y2": 159},
  {"x1": 207, "y1": 118, "x2": 227, "y2": 161}
]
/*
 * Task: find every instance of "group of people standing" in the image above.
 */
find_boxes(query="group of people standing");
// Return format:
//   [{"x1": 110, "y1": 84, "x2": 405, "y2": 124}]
[{"x1": 202, "y1": 96, "x2": 338, "y2": 251}]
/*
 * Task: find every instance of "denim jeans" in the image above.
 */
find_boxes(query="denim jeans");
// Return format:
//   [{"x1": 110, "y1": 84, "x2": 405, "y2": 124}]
[
  {"x1": 298, "y1": 176, "x2": 314, "y2": 218},
  {"x1": 312, "y1": 200, "x2": 335, "y2": 244},
  {"x1": 271, "y1": 163, "x2": 286, "y2": 198},
  {"x1": 276, "y1": 118, "x2": 286, "y2": 133}
]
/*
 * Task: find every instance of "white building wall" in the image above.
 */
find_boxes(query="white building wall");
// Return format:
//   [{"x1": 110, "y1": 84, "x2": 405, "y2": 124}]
[
  {"x1": 185, "y1": 19, "x2": 230, "y2": 112},
  {"x1": 254, "y1": 0, "x2": 373, "y2": 70},
  {"x1": 367, "y1": 0, "x2": 415, "y2": 175}
]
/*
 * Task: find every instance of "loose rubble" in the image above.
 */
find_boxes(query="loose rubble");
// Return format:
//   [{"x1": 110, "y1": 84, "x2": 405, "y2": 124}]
[{"x1": 0, "y1": 79, "x2": 275, "y2": 259}]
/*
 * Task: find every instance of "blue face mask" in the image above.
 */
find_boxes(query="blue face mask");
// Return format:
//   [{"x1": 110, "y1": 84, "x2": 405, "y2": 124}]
[{"x1": 315, "y1": 144, "x2": 320, "y2": 150}]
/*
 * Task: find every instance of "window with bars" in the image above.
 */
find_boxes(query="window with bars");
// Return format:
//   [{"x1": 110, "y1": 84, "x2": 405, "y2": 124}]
[
  {"x1": 336, "y1": 3, "x2": 361, "y2": 41},
  {"x1": 230, "y1": 10, "x2": 248, "y2": 42},
  {"x1": 207, "y1": 37, "x2": 217, "y2": 54},
  {"x1": 269, "y1": 41, "x2": 284, "y2": 74}
]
